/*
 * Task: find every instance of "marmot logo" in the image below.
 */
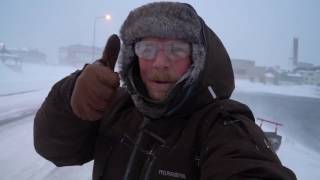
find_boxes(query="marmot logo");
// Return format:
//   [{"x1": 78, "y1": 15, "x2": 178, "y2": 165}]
[{"x1": 158, "y1": 169, "x2": 186, "y2": 179}]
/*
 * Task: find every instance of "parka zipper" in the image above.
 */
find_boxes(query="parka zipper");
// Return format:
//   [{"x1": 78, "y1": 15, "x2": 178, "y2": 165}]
[
  {"x1": 140, "y1": 128, "x2": 166, "y2": 180},
  {"x1": 139, "y1": 147, "x2": 157, "y2": 180},
  {"x1": 123, "y1": 117, "x2": 150, "y2": 180}
]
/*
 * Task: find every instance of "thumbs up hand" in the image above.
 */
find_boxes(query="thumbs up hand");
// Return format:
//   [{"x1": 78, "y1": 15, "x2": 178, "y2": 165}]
[{"x1": 71, "y1": 34, "x2": 121, "y2": 121}]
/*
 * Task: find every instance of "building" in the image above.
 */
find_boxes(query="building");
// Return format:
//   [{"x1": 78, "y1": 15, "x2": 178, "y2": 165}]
[
  {"x1": 287, "y1": 37, "x2": 320, "y2": 85},
  {"x1": 251, "y1": 66, "x2": 266, "y2": 83},
  {"x1": 265, "y1": 67, "x2": 304, "y2": 85},
  {"x1": 294, "y1": 66, "x2": 320, "y2": 86},
  {"x1": 59, "y1": 44, "x2": 102, "y2": 68},
  {"x1": 10, "y1": 48, "x2": 47, "y2": 64},
  {"x1": 292, "y1": 37, "x2": 299, "y2": 67},
  {"x1": 0, "y1": 43, "x2": 19, "y2": 62},
  {"x1": 231, "y1": 59, "x2": 255, "y2": 79},
  {"x1": 280, "y1": 73, "x2": 304, "y2": 85},
  {"x1": 289, "y1": 37, "x2": 315, "y2": 69},
  {"x1": 231, "y1": 58, "x2": 266, "y2": 82},
  {"x1": 296, "y1": 62, "x2": 314, "y2": 69},
  {"x1": 0, "y1": 43, "x2": 22, "y2": 71},
  {"x1": 1, "y1": 42, "x2": 46, "y2": 65}
]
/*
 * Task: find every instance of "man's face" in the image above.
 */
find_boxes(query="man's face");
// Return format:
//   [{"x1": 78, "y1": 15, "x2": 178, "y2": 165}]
[{"x1": 135, "y1": 37, "x2": 192, "y2": 101}]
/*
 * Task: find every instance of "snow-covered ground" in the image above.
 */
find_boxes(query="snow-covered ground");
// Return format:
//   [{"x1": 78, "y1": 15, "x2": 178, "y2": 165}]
[
  {"x1": 0, "y1": 115, "x2": 93, "y2": 180},
  {"x1": 0, "y1": 62, "x2": 76, "y2": 95},
  {"x1": 1, "y1": 62, "x2": 320, "y2": 179},
  {"x1": 235, "y1": 79, "x2": 320, "y2": 99},
  {"x1": 0, "y1": 63, "x2": 76, "y2": 125},
  {"x1": 279, "y1": 134, "x2": 320, "y2": 180}
]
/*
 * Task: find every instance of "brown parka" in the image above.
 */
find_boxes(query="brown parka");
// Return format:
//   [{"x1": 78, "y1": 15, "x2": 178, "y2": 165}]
[{"x1": 34, "y1": 2, "x2": 296, "y2": 180}]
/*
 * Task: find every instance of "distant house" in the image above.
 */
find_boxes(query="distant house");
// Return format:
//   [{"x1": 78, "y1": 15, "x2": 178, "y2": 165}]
[
  {"x1": 250, "y1": 66, "x2": 266, "y2": 83},
  {"x1": 231, "y1": 59, "x2": 266, "y2": 82},
  {"x1": 10, "y1": 48, "x2": 47, "y2": 64},
  {"x1": 231, "y1": 59, "x2": 255, "y2": 79},
  {"x1": 264, "y1": 67, "x2": 283, "y2": 85},
  {"x1": 1, "y1": 42, "x2": 47, "y2": 65},
  {"x1": 264, "y1": 72, "x2": 276, "y2": 84},
  {"x1": 294, "y1": 66, "x2": 320, "y2": 86},
  {"x1": 0, "y1": 43, "x2": 21, "y2": 68},
  {"x1": 59, "y1": 44, "x2": 102, "y2": 68},
  {"x1": 279, "y1": 73, "x2": 303, "y2": 85},
  {"x1": 265, "y1": 67, "x2": 304, "y2": 85},
  {"x1": 296, "y1": 62, "x2": 314, "y2": 69}
]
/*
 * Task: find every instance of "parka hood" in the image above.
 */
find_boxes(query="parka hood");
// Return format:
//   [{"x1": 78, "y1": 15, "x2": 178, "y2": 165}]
[{"x1": 119, "y1": 2, "x2": 234, "y2": 119}]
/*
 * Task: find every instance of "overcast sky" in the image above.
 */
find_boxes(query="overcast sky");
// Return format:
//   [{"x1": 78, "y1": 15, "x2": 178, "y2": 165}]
[{"x1": 1, "y1": 0, "x2": 319, "y2": 68}]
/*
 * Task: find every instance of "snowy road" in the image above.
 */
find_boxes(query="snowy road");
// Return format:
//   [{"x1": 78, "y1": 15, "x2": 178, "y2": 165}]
[
  {"x1": 0, "y1": 114, "x2": 93, "y2": 180},
  {"x1": 0, "y1": 63, "x2": 94, "y2": 180},
  {"x1": 0, "y1": 89, "x2": 47, "y2": 126}
]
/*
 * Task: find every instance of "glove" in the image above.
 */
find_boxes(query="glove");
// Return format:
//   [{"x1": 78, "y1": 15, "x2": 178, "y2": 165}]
[{"x1": 70, "y1": 34, "x2": 120, "y2": 121}]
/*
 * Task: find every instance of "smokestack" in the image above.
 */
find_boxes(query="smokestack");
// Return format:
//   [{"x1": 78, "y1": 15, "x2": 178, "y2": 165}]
[{"x1": 292, "y1": 37, "x2": 299, "y2": 66}]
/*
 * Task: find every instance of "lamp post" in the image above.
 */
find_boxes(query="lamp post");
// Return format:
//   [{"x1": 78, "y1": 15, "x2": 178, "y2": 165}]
[{"x1": 92, "y1": 14, "x2": 112, "y2": 61}]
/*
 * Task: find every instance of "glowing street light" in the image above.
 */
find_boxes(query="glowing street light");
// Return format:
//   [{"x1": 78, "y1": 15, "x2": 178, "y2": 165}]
[
  {"x1": 105, "y1": 14, "x2": 112, "y2": 21},
  {"x1": 92, "y1": 14, "x2": 112, "y2": 61}
]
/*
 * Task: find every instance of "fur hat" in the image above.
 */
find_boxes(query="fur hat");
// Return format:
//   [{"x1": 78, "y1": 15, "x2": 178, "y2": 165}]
[
  {"x1": 120, "y1": 2, "x2": 202, "y2": 45},
  {"x1": 119, "y1": 2, "x2": 206, "y2": 119}
]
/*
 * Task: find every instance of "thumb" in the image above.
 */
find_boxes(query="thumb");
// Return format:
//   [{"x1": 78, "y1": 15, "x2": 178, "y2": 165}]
[{"x1": 99, "y1": 34, "x2": 120, "y2": 71}]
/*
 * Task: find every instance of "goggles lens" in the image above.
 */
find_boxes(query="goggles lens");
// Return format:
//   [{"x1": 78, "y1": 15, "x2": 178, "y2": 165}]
[{"x1": 134, "y1": 40, "x2": 191, "y2": 60}]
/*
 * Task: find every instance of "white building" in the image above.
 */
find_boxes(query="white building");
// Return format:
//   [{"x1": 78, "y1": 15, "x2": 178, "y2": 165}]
[
  {"x1": 294, "y1": 67, "x2": 320, "y2": 86},
  {"x1": 59, "y1": 44, "x2": 102, "y2": 68},
  {"x1": 231, "y1": 59, "x2": 266, "y2": 82}
]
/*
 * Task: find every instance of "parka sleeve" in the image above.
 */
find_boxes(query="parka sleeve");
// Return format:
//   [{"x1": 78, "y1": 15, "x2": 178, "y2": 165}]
[
  {"x1": 33, "y1": 70, "x2": 100, "y2": 167},
  {"x1": 199, "y1": 101, "x2": 297, "y2": 180}
]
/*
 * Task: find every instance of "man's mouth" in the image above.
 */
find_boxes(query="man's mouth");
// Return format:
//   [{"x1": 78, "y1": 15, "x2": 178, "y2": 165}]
[{"x1": 153, "y1": 80, "x2": 171, "y2": 84}]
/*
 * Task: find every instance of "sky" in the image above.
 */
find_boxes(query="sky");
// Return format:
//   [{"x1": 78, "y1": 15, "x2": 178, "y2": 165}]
[{"x1": 1, "y1": 0, "x2": 320, "y2": 68}]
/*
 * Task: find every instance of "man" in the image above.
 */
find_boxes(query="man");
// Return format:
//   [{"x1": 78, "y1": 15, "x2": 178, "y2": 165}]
[{"x1": 34, "y1": 2, "x2": 296, "y2": 180}]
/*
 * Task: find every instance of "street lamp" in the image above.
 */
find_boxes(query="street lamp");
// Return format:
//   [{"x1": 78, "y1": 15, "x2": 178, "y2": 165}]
[{"x1": 92, "y1": 14, "x2": 112, "y2": 61}]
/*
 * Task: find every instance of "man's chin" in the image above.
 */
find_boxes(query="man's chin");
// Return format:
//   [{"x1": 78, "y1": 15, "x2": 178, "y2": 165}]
[{"x1": 149, "y1": 92, "x2": 168, "y2": 102}]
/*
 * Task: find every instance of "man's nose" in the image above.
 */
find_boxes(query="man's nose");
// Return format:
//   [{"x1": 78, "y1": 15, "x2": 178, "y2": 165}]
[{"x1": 152, "y1": 50, "x2": 170, "y2": 68}]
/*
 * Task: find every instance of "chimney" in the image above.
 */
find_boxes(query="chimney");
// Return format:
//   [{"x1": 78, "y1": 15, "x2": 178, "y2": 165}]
[{"x1": 292, "y1": 37, "x2": 299, "y2": 66}]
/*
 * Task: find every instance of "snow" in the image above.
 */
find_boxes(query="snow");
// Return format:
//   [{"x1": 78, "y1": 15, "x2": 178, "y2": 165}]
[
  {"x1": 0, "y1": 116, "x2": 93, "y2": 180},
  {"x1": 235, "y1": 79, "x2": 320, "y2": 99},
  {"x1": 287, "y1": 73, "x2": 302, "y2": 77},
  {"x1": 1, "y1": 62, "x2": 320, "y2": 179},
  {"x1": 264, "y1": 72, "x2": 275, "y2": 78},
  {"x1": 0, "y1": 63, "x2": 76, "y2": 124},
  {"x1": 279, "y1": 134, "x2": 320, "y2": 180},
  {"x1": 0, "y1": 63, "x2": 76, "y2": 95}
]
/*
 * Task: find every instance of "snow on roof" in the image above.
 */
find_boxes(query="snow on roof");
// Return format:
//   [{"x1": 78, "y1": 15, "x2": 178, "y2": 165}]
[
  {"x1": 21, "y1": 48, "x2": 30, "y2": 51},
  {"x1": 287, "y1": 73, "x2": 302, "y2": 77},
  {"x1": 265, "y1": 72, "x2": 275, "y2": 78},
  {"x1": 0, "y1": 53, "x2": 19, "y2": 59}
]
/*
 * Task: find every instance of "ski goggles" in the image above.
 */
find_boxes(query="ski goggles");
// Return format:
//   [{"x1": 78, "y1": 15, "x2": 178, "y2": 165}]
[{"x1": 134, "y1": 40, "x2": 191, "y2": 60}]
